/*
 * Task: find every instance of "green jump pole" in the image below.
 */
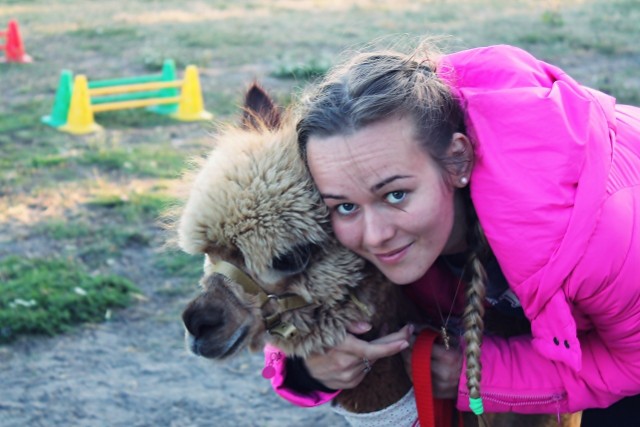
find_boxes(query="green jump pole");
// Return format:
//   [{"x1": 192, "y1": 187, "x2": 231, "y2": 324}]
[
  {"x1": 88, "y1": 73, "x2": 163, "y2": 89},
  {"x1": 147, "y1": 59, "x2": 179, "y2": 115}
]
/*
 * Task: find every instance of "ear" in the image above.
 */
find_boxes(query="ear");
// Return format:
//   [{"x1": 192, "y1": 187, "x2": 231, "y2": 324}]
[
  {"x1": 448, "y1": 132, "x2": 474, "y2": 188},
  {"x1": 241, "y1": 82, "x2": 281, "y2": 131}
]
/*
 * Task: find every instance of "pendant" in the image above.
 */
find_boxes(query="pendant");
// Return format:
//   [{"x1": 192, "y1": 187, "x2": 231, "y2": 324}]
[{"x1": 441, "y1": 326, "x2": 451, "y2": 350}]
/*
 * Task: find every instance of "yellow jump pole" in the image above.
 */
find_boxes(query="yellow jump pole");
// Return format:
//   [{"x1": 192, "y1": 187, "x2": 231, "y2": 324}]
[
  {"x1": 88, "y1": 80, "x2": 183, "y2": 96},
  {"x1": 92, "y1": 96, "x2": 181, "y2": 113}
]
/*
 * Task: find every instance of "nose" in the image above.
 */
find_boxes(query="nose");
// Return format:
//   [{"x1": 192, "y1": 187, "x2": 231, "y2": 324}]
[
  {"x1": 362, "y1": 208, "x2": 395, "y2": 249},
  {"x1": 182, "y1": 297, "x2": 225, "y2": 339}
]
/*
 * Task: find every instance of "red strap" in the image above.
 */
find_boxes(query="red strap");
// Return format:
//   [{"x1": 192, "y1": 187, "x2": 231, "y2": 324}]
[{"x1": 412, "y1": 330, "x2": 463, "y2": 427}]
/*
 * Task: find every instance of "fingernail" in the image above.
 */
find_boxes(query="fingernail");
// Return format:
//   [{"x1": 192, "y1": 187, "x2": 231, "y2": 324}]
[
  {"x1": 408, "y1": 324, "x2": 415, "y2": 335},
  {"x1": 400, "y1": 341, "x2": 409, "y2": 350},
  {"x1": 357, "y1": 322, "x2": 372, "y2": 332}
]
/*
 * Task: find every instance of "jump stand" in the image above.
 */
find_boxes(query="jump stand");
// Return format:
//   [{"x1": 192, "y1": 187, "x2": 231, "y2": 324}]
[{"x1": 42, "y1": 60, "x2": 213, "y2": 135}]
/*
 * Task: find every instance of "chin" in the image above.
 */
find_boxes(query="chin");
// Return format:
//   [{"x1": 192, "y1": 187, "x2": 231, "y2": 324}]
[{"x1": 379, "y1": 267, "x2": 424, "y2": 286}]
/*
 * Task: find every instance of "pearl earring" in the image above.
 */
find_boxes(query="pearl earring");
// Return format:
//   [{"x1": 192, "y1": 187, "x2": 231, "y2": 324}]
[{"x1": 460, "y1": 176, "x2": 469, "y2": 185}]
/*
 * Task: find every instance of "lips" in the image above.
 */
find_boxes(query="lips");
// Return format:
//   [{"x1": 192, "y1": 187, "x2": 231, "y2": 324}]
[{"x1": 374, "y1": 243, "x2": 411, "y2": 264}]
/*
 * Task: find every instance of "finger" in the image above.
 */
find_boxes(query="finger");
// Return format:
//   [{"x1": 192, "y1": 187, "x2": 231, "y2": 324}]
[
  {"x1": 359, "y1": 337, "x2": 410, "y2": 361},
  {"x1": 328, "y1": 367, "x2": 368, "y2": 390},
  {"x1": 371, "y1": 324, "x2": 414, "y2": 345},
  {"x1": 431, "y1": 343, "x2": 463, "y2": 399},
  {"x1": 346, "y1": 321, "x2": 372, "y2": 335}
]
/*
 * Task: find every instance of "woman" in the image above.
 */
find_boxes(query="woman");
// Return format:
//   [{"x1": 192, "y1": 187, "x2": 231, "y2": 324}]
[{"x1": 263, "y1": 42, "x2": 640, "y2": 425}]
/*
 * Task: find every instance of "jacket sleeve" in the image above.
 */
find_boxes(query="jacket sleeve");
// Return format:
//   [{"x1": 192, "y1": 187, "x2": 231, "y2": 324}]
[
  {"x1": 442, "y1": 44, "x2": 640, "y2": 413},
  {"x1": 456, "y1": 326, "x2": 639, "y2": 414},
  {"x1": 457, "y1": 185, "x2": 640, "y2": 414},
  {"x1": 263, "y1": 344, "x2": 341, "y2": 407}
]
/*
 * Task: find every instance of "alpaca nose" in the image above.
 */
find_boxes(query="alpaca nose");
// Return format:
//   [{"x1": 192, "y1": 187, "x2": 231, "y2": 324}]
[{"x1": 182, "y1": 302, "x2": 225, "y2": 338}]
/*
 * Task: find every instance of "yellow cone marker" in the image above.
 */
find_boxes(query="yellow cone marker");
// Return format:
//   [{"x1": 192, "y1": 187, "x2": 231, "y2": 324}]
[
  {"x1": 173, "y1": 65, "x2": 213, "y2": 122},
  {"x1": 60, "y1": 75, "x2": 102, "y2": 135}
]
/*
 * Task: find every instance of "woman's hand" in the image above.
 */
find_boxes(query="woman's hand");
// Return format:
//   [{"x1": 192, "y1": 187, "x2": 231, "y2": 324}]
[
  {"x1": 430, "y1": 343, "x2": 462, "y2": 399},
  {"x1": 304, "y1": 323, "x2": 413, "y2": 390}
]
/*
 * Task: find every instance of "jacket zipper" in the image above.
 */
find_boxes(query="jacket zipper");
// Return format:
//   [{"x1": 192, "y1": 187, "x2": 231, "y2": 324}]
[{"x1": 460, "y1": 390, "x2": 566, "y2": 421}]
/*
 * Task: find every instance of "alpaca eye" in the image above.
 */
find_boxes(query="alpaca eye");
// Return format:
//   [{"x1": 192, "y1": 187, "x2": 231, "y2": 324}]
[{"x1": 272, "y1": 245, "x2": 312, "y2": 274}]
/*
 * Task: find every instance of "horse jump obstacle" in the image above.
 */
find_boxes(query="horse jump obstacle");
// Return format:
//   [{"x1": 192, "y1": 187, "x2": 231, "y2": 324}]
[
  {"x1": 0, "y1": 20, "x2": 32, "y2": 63},
  {"x1": 42, "y1": 59, "x2": 213, "y2": 134}
]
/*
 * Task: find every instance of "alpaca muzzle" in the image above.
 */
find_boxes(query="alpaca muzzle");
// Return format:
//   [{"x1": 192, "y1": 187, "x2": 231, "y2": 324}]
[{"x1": 208, "y1": 259, "x2": 311, "y2": 339}]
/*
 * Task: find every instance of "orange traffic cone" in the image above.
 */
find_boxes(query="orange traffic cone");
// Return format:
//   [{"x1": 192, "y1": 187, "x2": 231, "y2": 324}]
[{"x1": 1, "y1": 20, "x2": 32, "y2": 63}]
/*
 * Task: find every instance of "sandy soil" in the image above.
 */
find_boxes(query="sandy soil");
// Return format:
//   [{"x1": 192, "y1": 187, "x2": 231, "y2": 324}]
[{"x1": 0, "y1": 245, "x2": 348, "y2": 427}]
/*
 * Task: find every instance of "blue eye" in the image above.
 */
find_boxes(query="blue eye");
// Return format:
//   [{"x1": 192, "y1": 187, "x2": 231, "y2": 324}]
[
  {"x1": 336, "y1": 203, "x2": 357, "y2": 215},
  {"x1": 386, "y1": 191, "x2": 406, "y2": 204}
]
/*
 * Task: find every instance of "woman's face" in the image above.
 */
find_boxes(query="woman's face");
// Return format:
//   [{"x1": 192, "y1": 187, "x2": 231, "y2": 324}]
[{"x1": 307, "y1": 115, "x2": 466, "y2": 285}]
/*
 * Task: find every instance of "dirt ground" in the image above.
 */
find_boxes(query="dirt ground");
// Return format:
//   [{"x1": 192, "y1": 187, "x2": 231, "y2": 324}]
[{"x1": 0, "y1": 242, "x2": 348, "y2": 427}]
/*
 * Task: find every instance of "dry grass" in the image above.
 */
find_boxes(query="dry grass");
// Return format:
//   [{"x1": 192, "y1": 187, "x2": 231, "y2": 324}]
[{"x1": 0, "y1": 0, "x2": 638, "y2": 339}]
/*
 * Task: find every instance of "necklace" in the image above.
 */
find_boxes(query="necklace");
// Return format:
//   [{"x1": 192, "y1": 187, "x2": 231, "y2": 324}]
[{"x1": 431, "y1": 270, "x2": 464, "y2": 351}]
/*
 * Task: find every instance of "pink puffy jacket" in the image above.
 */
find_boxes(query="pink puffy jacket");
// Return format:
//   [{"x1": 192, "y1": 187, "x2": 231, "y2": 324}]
[{"x1": 264, "y1": 45, "x2": 640, "y2": 414}]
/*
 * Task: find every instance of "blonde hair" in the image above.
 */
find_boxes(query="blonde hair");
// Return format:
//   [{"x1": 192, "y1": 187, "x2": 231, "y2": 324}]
[{"x1": 296, "y1": 39, "x2": 490, "y2": 418}]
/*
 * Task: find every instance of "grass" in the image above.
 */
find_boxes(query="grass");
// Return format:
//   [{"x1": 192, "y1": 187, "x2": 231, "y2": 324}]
[
  {"x1": 271, "y1": 57, "x2": 332, "y2": 80},
  {"x1": 79, "y1": 145, "x2": 188, "y2": 178},
  {"x1": 154, "y1": 250, "x2": 203, "y2": 283},
  {"x1": 1, "y1": 0, "x2": 638, "y2": 344},
  {"x1": 0, "y1": 256, "x2": 140, "y2": 344},
  {"x1": 86, "y1": 190, "x2": 178, "y2": 221}
]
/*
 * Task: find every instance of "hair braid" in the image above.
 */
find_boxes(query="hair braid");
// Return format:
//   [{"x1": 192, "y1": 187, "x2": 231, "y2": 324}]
[{"x1": 461, "y1": 187, "x2": 490, "y2": 416}]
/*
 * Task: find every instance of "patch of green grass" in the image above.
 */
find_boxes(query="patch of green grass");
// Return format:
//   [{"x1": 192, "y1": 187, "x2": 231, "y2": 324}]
[
  {"x1": 0, "y1": 112, "x2": 33, "y2": 134},
  {"x1": 0, "y1": 256, "x2": 140, "y2": 343},
  {"x1": 175, "y1": 26, "x2": 264, "y2": 50},
  {"x1": 271, "y1": 57, "x2": 331, "y2": 80},
  {"x1": 0, "y1": 99, "x2": 50, "y2": 134},
  {"x1": 541, "y1": 10, "x2": 564, "y2": 28},
  {"x1": 36, "y1": 220, "x2": 93, "y2": 239},
  {"x1": 34, "y1": 219, "x2": 153, "y2": 269},
  {"x1": 153, "y1": 250, "x2": 203, "y2": 297},
  {"x1": 0, "y1": 129, "x2": 70, "y2": 190},
  {"x1": 94, "y1": 109, "x2": 176, "y2": 129},
  {"x1": 593, "y1": 76, "x2": 640, "y2": 106},
  {"x1": 142, "y1": 55, "x2": 189, "y2": 73},
  {"x1": 87, "y1": 191, "x2": 178, "y2": 222},
  {"x1": 79, "y1": 145, "x2": 187, "y2": 178},
  {"x1": 516, "y1": 31, "x2": 567, "y2": 46},
  {"x1": 206, "y1": 90, "x2": 242, "y2": 117},
  {"x1": 154, "y1": 250, "x2": 203, "y2": 283},
  {"x1": 38, "y1": 219, "x2": 151, "y2": 245},
  {"x1": 69, "y1": 27, "x2": 138, "y2": 39},
  {"x1": 31, "y1": 153, "x2": 71, "y2": 168}
]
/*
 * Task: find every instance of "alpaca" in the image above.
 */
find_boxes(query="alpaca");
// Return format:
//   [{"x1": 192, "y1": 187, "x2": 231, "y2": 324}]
[
  {"x1": 177, "y1": 84, "x2": 415, "y2": 416},
  {"x1": 175, "y1": 84, "x2": 579, "y2": 427}
]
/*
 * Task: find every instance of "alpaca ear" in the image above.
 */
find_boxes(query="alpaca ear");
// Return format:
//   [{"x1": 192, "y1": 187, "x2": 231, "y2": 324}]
[{"x1": 241, "y1": 82, "x2": 281, "y2": 131}]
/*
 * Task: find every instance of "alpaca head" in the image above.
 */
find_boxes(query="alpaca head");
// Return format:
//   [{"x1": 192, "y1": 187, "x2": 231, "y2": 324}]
[{"x1": 177, "y1": 84, "x2": 374, "y2": 359}]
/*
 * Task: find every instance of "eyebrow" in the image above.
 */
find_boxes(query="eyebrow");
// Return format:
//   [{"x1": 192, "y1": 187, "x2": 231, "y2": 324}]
[
  {"x1": 371, "y1": 175, "x2": 411, "y2": 192},
  {"x1": 320, "y1": 175, "x2": 412, "y2": 200}
]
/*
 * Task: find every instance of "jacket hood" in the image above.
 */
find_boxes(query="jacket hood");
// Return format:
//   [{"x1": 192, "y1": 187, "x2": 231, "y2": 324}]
[{"x1": 440, "y1": 45, "x2": 616, "y2": 370}]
